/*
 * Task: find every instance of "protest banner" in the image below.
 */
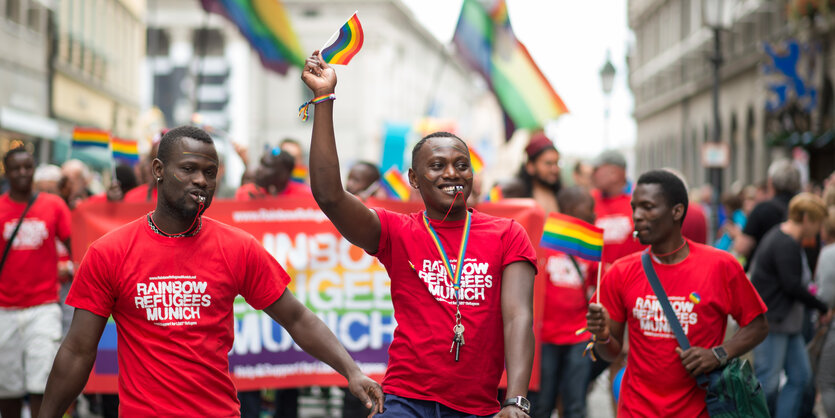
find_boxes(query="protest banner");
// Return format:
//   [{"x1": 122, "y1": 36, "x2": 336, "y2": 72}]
[{"x1": 71, "y1": 196, "x2": 546, "y2": 392}]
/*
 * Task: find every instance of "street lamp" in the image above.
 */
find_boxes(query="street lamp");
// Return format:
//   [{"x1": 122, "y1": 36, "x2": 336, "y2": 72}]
[
  {"x1": 599, "y1": 52, "x2": 616, "y2": 149},
  {"x1": 703, "y1": 0, "x2": 733, "y2": 234}
]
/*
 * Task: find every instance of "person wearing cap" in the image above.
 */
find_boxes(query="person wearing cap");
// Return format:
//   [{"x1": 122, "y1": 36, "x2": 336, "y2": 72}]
[{"x1": 503, "y1": 132, "x2": 562, "y2": 214}]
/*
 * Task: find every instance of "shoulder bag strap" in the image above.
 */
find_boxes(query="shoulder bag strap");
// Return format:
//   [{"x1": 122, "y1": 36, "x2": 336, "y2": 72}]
[
  {"x1": 641, "y1": 251, "x2": 709, "y2": 387},
  {"x1": 0, "y1": 193, "x2": 39, "y2": 274}
]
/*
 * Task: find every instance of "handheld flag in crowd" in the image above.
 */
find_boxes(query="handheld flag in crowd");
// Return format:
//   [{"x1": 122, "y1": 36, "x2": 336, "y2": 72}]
[
  {"x1": 540, "y1": 213, "x2": 604, "y2": 262},
  {"x1": 381, "y1": 167, "x2": 411, "y2": 201},
  {"x1": 111, "y1": 137, "x2": 139, "y2": 165},
  {"x1": 291, "y1": 165, "x2": 308, "y2": 184},
  {"x1": 468, "y1": 148, "x2": 484, "y2": 174},
  {"x1": 71, "y1": 127, "x2": 110, "y2": 149},
  {"x1": 321, "y1": 12, "x2": 364, "y2": 65},
  {"x1": 199, "y1": 0, "x2": 305, "y2": 75},
  {"x1": 485, "y1": 185, "x2": 503, "y2": 202}
]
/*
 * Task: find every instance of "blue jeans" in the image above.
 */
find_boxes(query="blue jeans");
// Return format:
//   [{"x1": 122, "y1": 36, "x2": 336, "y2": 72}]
[
  {"x1": 377, "y1": 394, "x2": 493, "y2": 418},
  {"x1": 753, "y1": 332, "x2": 812, "y2": 418},
  {"x1": 531, "y1": 342, "x2": 590, "y2": 418}
]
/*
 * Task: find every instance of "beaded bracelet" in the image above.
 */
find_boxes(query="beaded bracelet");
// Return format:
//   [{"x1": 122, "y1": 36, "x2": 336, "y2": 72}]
[{"x1": 298, "y1": 93, "x2": 336, "y2": 121}]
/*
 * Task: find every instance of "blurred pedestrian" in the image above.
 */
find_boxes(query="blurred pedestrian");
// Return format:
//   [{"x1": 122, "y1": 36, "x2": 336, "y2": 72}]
[
  {"x1": 815, "y1": 207, "x2": 835, "y2": 418},
  {"x1": 59, "y1": 159, "x2": 93, "y2": 209},
  {"x1": 33, "y1": 165, "x2": 62, "y2": 195},
  {"x1": 39, "y1": 126, "x2": 383, "y2": 417},
  {"x1": 345, "y1": 161, "x2": 382, "y2": 198},
  {"x1": 235, "y1": 148, "x2": 310, "y2": 200},
  {"x1": 586, "y1": 169, "x2": 768, "y2": 417},
  {"x1": 750, "y1": 192, "x2": 831, "y2": 417},
  {"x1": 573, "y1": 161, "x2": 593, "y2": 189},
  {"x1": 501, "y1": 132, "x2": 562, "y2": 215},
  {"x1": 302, "y1": 52, "x2": 537, "y2": 417},
  {"x1": 0, "y1": 148, "x2": 72, "y2": 418}
]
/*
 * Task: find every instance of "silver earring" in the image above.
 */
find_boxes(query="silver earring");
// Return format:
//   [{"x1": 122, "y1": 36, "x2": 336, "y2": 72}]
[{"x1": 157, "y1": 177, "x2": 161, "y2": 182}]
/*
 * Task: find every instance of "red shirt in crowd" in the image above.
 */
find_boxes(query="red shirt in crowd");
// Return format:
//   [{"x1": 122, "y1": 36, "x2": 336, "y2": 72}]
[
  {"x1": 598, "y1": 241, "x2": 766, "y2": 417},
  {"x1": 234, "y1": 182, "x2": 311, "y2": 201},
  {"x1": 541, "y1": 251, "x2": 597, "y2": 345},
  {"x1": 371, "y1": 208, "x2": 537, "y2": 415},
  {"x1": 681, "y1": 203, "x2": 708, "y2": 244},
  {"x1": 0, "y1": 193, "x2": 71, "y2": 308},
  {"x1": 67, "y1": 217, "x2": 290, "y2": 416},
  {"x1": 591, "y1": 190, "x2": 646, "y2": 270},
  {"x1": 122, "y1": 183, "x2": 158, "y2": 203}
]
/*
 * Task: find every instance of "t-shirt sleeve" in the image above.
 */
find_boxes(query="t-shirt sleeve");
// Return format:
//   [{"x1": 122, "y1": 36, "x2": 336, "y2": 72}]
[
  {"x1": 56, "y1": 198, "x2": 72, "y2": 242},
  {"x1": 66, "y1": 245, "x2": 116, "y2": 318},
  {"x1": 599, "y1": 264, "x2": 626, "y2": 323},
  {"x1": 239, "y1": 235, "x2": 291, "y2": 310},
  {"x1": 724, "y1": 258, "x2": 767, "y2": 327},
  {"x1": 741, "y1": 203, "x2": 772, "y2": 241},
  {"x1": 502, "y1": 219, "x2": 538, "y2": 274}
]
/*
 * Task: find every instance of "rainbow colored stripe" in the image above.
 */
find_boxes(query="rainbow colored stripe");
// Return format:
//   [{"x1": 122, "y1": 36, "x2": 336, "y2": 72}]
[
  {"x1": 321, "y1": 12, "x2": 364, "y2": 65},
  {"x1": 453, "y1": 0, "x2": 568, "y2": 139},
  {"x1": 381, "y1": 167, "x2": 410, "y2": 201},
  {"x1": 72, "y1": 127, "x2": 110, "y2": 148},
  {"x1": 200, "y1": 0, "x2": 305, "y2": 74},
  {"x1": 111, "y1": 137, "x2": 139, "y2": 164},
  {"x1": 485, "y1": 185, "x2": 503, "y2": 202},
  {"x1": 469, "y1": 148, "x2": 484, "y2": 174},
  {"x1": 291, "y1": 165, "x2": 307, "y2": 184},
  {"x1": 422, "y1": 210, "x2": 472, "y2": 292},
  {"x1": 540, "y1": 213, "x2": 604, "y2": 262}
]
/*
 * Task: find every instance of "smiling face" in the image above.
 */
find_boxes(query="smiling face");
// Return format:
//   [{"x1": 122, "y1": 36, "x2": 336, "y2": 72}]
[
  {"x1": 153, "y1": 137, "x2": 218, "y2": 220},
  {"x1": 409, "y1": 136, "x2": 473, "y2": 220},
  {"x1": 631, "y1": 183, "x2": 684, "y2": 246}
]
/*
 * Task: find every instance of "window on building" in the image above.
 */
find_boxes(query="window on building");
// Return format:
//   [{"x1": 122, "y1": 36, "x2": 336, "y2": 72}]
[
  {"x1": 147, "y1": 28, "x2": 170, "y2": 57},
  {"x1": 730, "y1": 114, "x2": 738, "y2": 181},
  {"x1": 193, "y1": 28, "x2": 224, "y2": 57},
  {"x1": 681, "y1": 0, "x2": 691, "y2": 39},
  {"x1": 6, "y1": 0, "x2": 22, "y2": 24},
  {"x1": 26, "y1": 2, "x2": 41, "y2": 32}
]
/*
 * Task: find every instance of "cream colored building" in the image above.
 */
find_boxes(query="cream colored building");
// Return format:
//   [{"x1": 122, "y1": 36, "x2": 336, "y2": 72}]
[{"x1": 628, "y1": 0, "x2": 834, "y2": 189}]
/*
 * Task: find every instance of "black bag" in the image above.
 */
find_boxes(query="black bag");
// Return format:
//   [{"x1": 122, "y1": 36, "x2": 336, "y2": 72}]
[{"x1": 641, "y1": 252, "x2": 769, "y2": 417}]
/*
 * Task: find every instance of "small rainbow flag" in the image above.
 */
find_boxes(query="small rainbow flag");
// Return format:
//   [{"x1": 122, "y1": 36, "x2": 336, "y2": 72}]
[
  {"x1": 381, "y1": 167, "x2": 410, "y2": 201},
  {"x1": 469, "y1": 148, "x2": 484, "y2": 174},
  {"x1": 321, "y1": 12, "x2": 364, "y2": 65},
  {"x1": 291, "y1": 165, "x2": 308, "y2": 184},
  {"x1": 111, "y1": 137, "x2": 139, "y2": 165},
  {"x1": 540, "y1": 213, "x2": 604, "y2": 262},
  {"x1": 485, "y1": 185, "x2": 503, "y2": 202},
  {"x1": 72, "y1": 127, "x2": 110, "y2": 148}
]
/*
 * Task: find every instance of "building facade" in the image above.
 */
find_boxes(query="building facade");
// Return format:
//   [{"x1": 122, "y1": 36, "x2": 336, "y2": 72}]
[{"x1": 629, "y1": 0, "x2": 835, "y2": 191}]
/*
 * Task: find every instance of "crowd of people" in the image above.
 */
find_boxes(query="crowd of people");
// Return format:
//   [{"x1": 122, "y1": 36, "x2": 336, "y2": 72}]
[{"x1": 2, "y1": 51, "x2": 835, "y2": 418}]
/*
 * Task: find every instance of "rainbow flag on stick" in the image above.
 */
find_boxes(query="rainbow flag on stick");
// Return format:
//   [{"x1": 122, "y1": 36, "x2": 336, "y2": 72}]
[
  {"x1": 321, "y1": 12, "x2": 364, "y2": 65},
  {"x1": 111, "y1": 137, "x2": 139, "y2": 165},
  {"x1": 291, "y1": 165, "x2": 308, "y2": 184},
  {"x1": 485, "y1": 185, "x2": 503, "y2": 202},
  {"x1": 381, "y1": 167, "x2": 411, "y2": 201},
  {"x1": 540, "y1": 213, "x2": 604, "y2": 262},
  {"x1": 469, "y1": 148, "x2": 484, "y2": 174},
  {"x1": 72, "y1": 127, "x2": 110, "y2": 148}
]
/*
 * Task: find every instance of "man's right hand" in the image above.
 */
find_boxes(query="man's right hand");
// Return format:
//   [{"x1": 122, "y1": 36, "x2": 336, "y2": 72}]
[
  {"x1": 301, "y1": 51, "x2": 337, "y2": 96},
  {"x1": 586, "y1": 303, "x2": 610, "y2": 340}
]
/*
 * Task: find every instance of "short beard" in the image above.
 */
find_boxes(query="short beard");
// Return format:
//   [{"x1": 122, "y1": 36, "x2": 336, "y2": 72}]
[
  {"x1": 161, "y1": 193, "x2": 200, "y2": 222},
  {"x1": 534, "y1": 175, "x2": 560, "y2": 190}
]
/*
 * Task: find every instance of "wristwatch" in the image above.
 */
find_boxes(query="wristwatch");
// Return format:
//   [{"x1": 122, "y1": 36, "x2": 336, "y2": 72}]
[
  {"x1": 502, "y1": 396, "x2": 531, "y2": 414},
  {"x1": 712, "y1": 346, "x2": 729, "y2": 367}
]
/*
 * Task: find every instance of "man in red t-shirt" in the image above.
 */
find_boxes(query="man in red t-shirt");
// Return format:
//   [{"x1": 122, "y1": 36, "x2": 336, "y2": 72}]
[
  {"x1": 533, "y1": 186, "x2": 598, "y2": 418},
  {"x1": 39, "y1": 126, "x2": 382, "y2": 418},
  {"x1": 302, "y1": 53, "x2": 537, "y2": 417},
  {"x1": 235, "y1": 148, "x2": 311, "y2": 201},
  {"x1": 0, "y1": 148, "x2": 71, "y2": 418},
  {"x1": 586, "y1": 170, "x2": 768, "y2": 417}
]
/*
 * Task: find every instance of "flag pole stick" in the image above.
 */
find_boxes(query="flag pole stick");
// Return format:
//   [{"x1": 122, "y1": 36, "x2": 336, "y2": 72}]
[{"x1": 596, "y1": 261, "x2": 602, "y2": 304}]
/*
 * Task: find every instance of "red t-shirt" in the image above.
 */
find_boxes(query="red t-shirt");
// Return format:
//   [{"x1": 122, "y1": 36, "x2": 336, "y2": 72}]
[
  {"x1": 122, "y1": 184, "x2": 157, "y2": 203},
  {"x1": 0, "y1": 193, "x2": 71, "y2": 308},
  {"x1": 598, "y1": 241, "x2": 766, "y2": 417},
  {"x1": 541, "y1": 251, "x2": 597, "y2": 345},
  {"x1": 67, "y1": 217, "x2": 290, "y2": 417},
  {"x1": 681, "y1": 203, "x2": 708, "y2": 245},
  {"x1": 592, "y1": 190, "x2": 646, "y2": 270},
  {"x1": 371, "y1": 208, "x2": 537, "y2": 415},
  {"x1": 234, "y1": 182, "x2": 312, "y2": 201}
]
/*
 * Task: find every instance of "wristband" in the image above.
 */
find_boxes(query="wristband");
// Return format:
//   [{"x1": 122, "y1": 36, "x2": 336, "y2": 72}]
[{"x1": 298, "y1": 93, "x2": 336, "y2": 121}]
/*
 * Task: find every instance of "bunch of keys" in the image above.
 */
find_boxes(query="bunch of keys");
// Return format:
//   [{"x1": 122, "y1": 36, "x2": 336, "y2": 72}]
[{"x1": 450, "y1": 313, "x2": 465, "y2": 362}]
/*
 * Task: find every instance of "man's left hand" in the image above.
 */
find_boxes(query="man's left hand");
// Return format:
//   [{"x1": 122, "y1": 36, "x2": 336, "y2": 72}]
[
  {"x1": 346, "y1": 373, "x2": 384, "y2": 418},
  {"x1": 494, "y1": 405, "x2": 529, "y2": 417},
  {"x1": 676, "y1": 346, "x2": 720, "y2": 377}
]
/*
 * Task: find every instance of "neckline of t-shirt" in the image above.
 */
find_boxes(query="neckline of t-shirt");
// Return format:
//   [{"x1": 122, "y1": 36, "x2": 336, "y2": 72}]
[
  {"x1": 143, "y1": 214, "x2": 207, "y2": 245},
  {"x1": 1, "y1": 193, "x2": 39, "y2": 207},
  {"x1": 649, "y1": 239, "x2": 695, "y2": 267},
  {"x1": 422, "y1": 208, "x2": 476, "y2": 228}
]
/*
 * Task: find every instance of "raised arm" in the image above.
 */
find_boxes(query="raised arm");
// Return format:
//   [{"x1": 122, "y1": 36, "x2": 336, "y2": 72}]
[
  {"x1": 301, "y1": 52, "x2": 381, "y2": 253},
  {"x1": 498, "y1": 261, "x2": 535, "y2": 418},
  {"x1": 39, "y1": 309, "x2": 107, "y2": 418},
  {"x1": 263, "y1": 290, "x2": 383, "y2": 417}
]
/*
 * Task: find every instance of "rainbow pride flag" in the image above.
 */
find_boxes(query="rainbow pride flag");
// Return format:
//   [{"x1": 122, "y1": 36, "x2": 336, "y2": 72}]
[
  {"x1": 72, "y1": 127, "x2": 110, "y2": 148},
  {"x1": 200, "y1": 0, "x2": 305, "y2": 74},
  {"x1": 291, "y1": 165, "x2": 308, "y2": 184},
  {"x1": 381, "y1": 167, "x2": 410, "y2": 201},
  {"x1": 485, "y1": 185, "x2": 503, "y2": 202},
  {"x1": 453, "y1": 0, "x2": 568, "y2": 139},
  {"x1": 321, "y1": 12, "x2": 364, "y2": 65},
  {"x1": 111, "y1": 137, "x2": 139, "y2": 165},
  {"x1": 469, "y1": 148, "x2": 484, "y2": 174},
  {"x1": 540, "y1": 213, "x2": 604, "y2": 262}
]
